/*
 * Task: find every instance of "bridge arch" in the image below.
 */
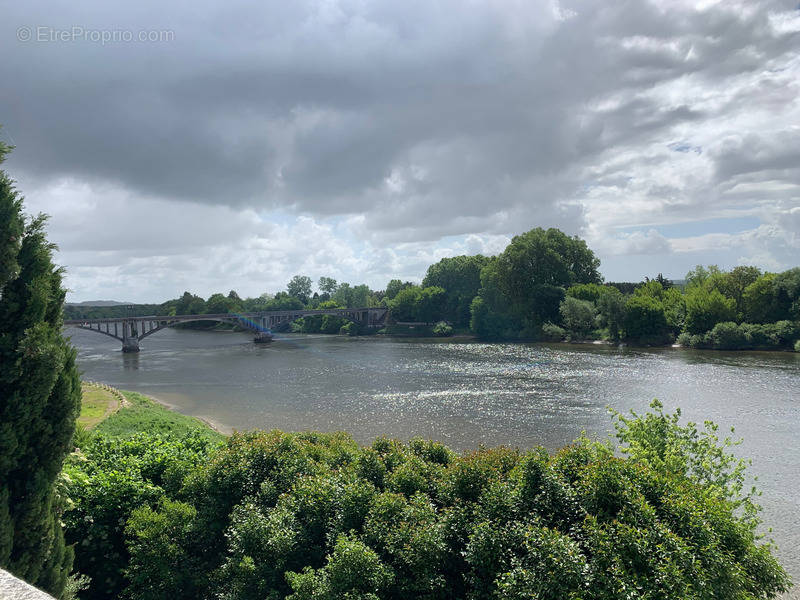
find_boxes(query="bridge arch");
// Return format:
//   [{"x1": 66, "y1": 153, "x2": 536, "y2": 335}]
[{"x1": 64, "y1": 307, "x2": 388, "y2": 352}]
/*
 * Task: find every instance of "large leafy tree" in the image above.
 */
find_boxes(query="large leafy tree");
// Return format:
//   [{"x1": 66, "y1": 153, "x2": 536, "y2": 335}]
[
  {"x1": 0, "y1": 138, "x2": 81, "y2": 596},
  {"x1": 471, "y1": 229, "x2": 600, "y2": 337},
  {"x1": 422, "y1": 255, "x2": 490, "y2": 327}
]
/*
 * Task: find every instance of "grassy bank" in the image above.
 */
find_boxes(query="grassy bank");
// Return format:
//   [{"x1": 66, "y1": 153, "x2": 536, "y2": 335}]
[{"x1": 78, "y1": 384, "x2": 224, "y2": 442}]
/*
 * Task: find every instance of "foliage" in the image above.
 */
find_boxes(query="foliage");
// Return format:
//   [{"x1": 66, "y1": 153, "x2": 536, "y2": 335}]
[
  {"x1": 681, "y1": 320, "x2": 800, "y2": 350},
  {"x1": 610, "y1": 399, "x2": 760, "y2": 522},
  {"x1": 94, "y1": 391, "x2": 224, "y2": 442},
  {"x1": 423, "y1": 255, "x2": 490, "y2": 327},
  {"x1": 559, "y1": 297, "x2": 596, "y2": 339},
  {"x1": 287, "y1": 275, "x2": 313, "y2": 304},
  {"x1": 60, "y1": 403, "x2": 791, "y2": 600},
  {"x1": 62, "y1": 430, "x2": 221, "y2": 599},
  {"x1": 384, "y1": 280, "x2": 414, "y2": 301},
  {"x1": 389, "y1": 286, "x2": 446, "y2": 323},
  {"x1": 317, "y1": 277, "x2": 338, "y2": 298},
  {"x1": 292, "y1": 314, "x2": 350, "y2": 334},
  {"x1": 795, "y1": 339, "x2": 800, "y2": 352},
  {"x1": 684, "y1": 287, "x2": 736, "y2": 335},
  {"x1": 0, "y1": 140, "x2": 82, "y2": 598},
  {"x1": 595, "y1": 287, "x2": 626, "y2": 342},
  {"x1": 432, "y1": 321, "x2": 453, "y2": 337},
  {"x1": 486, "y1": 228, "x2": 601, "y2": 330},
  {"x1": 339, "y1": 321, "x2": 359, "y2": 336},
  {"x1": 623, "y1": 295, "x2": 670, "y2": 343},
  {"x1": 540, "y1": 322, "x2": 566, "y2": 341}
]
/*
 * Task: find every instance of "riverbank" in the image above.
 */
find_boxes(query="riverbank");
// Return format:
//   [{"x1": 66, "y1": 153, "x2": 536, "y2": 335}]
[{"x1": 82, "y1": 385, "x2": 225, "y2": 441}]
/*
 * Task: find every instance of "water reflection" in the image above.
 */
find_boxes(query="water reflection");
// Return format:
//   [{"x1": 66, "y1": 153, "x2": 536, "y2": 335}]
[{"x1": 122, "y1": 352, "x2": 140, "y2": 370}]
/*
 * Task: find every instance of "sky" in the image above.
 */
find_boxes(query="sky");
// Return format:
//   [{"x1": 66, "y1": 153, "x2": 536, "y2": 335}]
[{"x1": 1, "y1": 0, "x2": 799, "y2": 303}]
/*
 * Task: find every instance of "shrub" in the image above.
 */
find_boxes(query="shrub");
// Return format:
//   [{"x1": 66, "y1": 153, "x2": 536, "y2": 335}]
[
  {"x1": 623, "y1": 295, "x2": 669, "y2": 343},
  {"x1": 675, "y1": 332, "x2": 691, "y2": 346},
  {"x1": 65, "y1": 411, "x2": 790, "y2": 600},
  {"x1": 432, "y1": 321, "x2": 453, "y2": 336},
  {"x1": 559, "y1": 296, "x2": 596, "y2": 338},
  {"x1": 540, "y1": 322, "x2": 566, "y2": 341},
  {"x1": 795, "y1": 340, "x2": 800, "y2": 352},
  {"x1": 709, "y1": 321, "x2": 748, "y2": 350},
  {"x1": 339, "y1": 321, "x2": 358, "y2": 336}
]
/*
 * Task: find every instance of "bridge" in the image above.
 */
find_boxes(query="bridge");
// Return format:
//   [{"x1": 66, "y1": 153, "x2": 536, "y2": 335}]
[{"x1": 64, "y1": 307, "x2": 389, "y2": 352}]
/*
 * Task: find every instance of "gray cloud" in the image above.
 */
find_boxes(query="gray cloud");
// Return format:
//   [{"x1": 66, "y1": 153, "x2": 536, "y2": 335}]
[{"x1": 1, "y1": 0, "x2": 799, "y2": 299}]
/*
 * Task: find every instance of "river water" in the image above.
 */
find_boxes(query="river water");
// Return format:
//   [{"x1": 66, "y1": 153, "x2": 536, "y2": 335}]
[{"x1": 67, "y1": 327, "x2": 800, "y2": 590}]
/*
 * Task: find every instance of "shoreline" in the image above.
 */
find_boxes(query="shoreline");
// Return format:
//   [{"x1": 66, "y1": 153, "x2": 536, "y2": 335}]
[{"x1": 137, "y1": 390, "x2": 234, "y2": 435}]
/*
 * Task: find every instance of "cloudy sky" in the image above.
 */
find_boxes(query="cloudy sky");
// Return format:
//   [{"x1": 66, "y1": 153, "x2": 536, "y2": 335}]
[{"x1": 1, "y1": 0, "x2": 799, "y2": 302}]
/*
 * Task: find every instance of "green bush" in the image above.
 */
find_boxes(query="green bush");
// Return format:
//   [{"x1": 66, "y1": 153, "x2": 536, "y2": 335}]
[
  {"x1": 432, "y1": 321, "x2": 453, "y2": 336},
  {"x1": 62, "y1": 405, "x2": 792, "y2": 600},
  {"x1": 795, "y1": 340, "x2": 800, "y2": 352},
  {"x1": 709, "y1": 321, "x2": 748, "y2": 350},
  {"x1": 623, "y1": 295, "x2": 670, "y2": 343},
  {"x1": 541, "y1": 322, "x2": 566, "y2": 341},
  {"x1": 675, "y1": 332, "x2": 691, "y2": 346},
  {"x1": 559, "y1": 296, "x2": 596, "y2": 338},
  {"x1": 339, "y1": 321, "x2": 359, "y2": 336}
]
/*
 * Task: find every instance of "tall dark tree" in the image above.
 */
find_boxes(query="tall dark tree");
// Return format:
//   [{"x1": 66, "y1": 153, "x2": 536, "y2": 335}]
[{"x1": 0, "y1": 138, "x2": 81, "y2": 596}]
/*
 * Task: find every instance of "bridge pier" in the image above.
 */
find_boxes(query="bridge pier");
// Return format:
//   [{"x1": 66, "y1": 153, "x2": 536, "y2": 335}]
[
  {"x1": 122, "y1": 337, "x2": 140, "y2": 353},
  {"x1": 254, "y1": 332, "x2": 273, "y2": 344},
  {"x1": 122, "y1": 320, "x2": 140, "y2": 353}
]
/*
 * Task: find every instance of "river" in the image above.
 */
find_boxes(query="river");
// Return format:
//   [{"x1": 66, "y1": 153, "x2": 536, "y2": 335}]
[{"x1": 68, "y1": 327, "x2": 800, "y2": 591}]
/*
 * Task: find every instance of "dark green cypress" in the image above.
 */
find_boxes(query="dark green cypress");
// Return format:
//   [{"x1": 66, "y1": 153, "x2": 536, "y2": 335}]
[{"x1": 0, "y1": 135, "x2": 81, "y2": 597}]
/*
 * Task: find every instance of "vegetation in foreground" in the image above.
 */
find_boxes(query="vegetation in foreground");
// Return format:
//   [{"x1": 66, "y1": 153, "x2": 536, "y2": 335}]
[
  {"x1": 61, "y1": 397, "x2": 790, "y2": 600},
  {"x1": 0, "y1": 136, "x2": 82, "y2": 597}
]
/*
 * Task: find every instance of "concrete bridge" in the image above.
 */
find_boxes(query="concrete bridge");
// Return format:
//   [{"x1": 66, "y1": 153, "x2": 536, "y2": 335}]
[{"x1": 64, "y1": 307, "x2": 389, "y2": 352}]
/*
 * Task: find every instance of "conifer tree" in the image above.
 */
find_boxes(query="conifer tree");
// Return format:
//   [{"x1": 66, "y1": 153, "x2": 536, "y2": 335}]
[{"x1": 0, "y1": 135, "x2": 81, "y2": 597}]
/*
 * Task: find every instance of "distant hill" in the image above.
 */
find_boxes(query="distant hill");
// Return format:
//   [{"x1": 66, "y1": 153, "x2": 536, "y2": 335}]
[{"x1": 66, "y1": 300, "x2": 131, "y2": 307}]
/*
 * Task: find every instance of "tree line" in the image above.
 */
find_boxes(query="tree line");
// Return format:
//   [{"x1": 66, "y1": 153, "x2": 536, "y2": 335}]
[{"x1": 66, "y1": 227, "x2": 800, "y2": 350}]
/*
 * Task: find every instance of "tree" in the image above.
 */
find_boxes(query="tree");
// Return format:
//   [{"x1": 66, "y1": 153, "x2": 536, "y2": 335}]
[
  {"x1": 422, "y1": 255, "x2": 490, "y2": 327},
  {"x1": 317, "y1": 277, "x2": 338, "y2": 299},
  {"x1": 351, "y1": 284, "x2": 371, "y2": 308},
  {"x1": 0, "y1": 139, "x2": 81, "y2": 597},
  {"x1": 623, "y1": 295, "x2": 669, "y2": 343},
  {"x1": 595, "y1": 287, "x2": 626, "y2": 342},
  {"x1": 384, "y1": 279, "x2": 414, "y2": 301},
  {"x1": 175, "y1": 291, "x2": 207, "y2": 315},
  {"x1": 287, "y1": 275, "x2": 312, "y2": 305},
  {"x1": 488, "y1": 228, "x2": 601, "y2": 328},
  {"x1": 684, "y1": 287, "x2": 736, "y2": 335},
  {"x1": 206, "y1": 292, "x2": 236, "y2": 314},
  {"x1": 558, "y1": 297, "x2": 595, "y2": 338}
]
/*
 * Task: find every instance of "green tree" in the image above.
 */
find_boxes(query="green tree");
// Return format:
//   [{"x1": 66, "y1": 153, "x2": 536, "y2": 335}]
[
  {"x1": 0, "y1": 139, "x2": 81, "y2": 597},
  {"x1": 595, "y1": 286, "x2": 626, "y2": 341},
  {"x1": 684, "y1": 287, "x2": 736, "y2": 335},
  {"x1": 206, "y1": 292, "x2": 237, "y2": 314},
  {"x1": 623, "y1": 294, "x2": 669, "y2": 343},
  {"x1": 317, "y1": 277, "x2": 338, "y2": 299},
  {"x1": 558, "y1": 296, "x2": 595, "y2": 338},
  {"x1": 175, "y1": 291, "x2": 207, "y2": 315},
  {"x1": 351, "y1": 284, "x2": 372, "y2": 308},
  {"x1": 422, "y1": 255, "x2": 490, "y2": 327},
  {"x1": 287, "y1": 275, "x2": 313, "y2": 304},
  {"x1": 479, "y1": 228, "x2": 601, "y2": 334},
  {"x1": 384, "y1": 279, "x2": 414, "y2": 301}
]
